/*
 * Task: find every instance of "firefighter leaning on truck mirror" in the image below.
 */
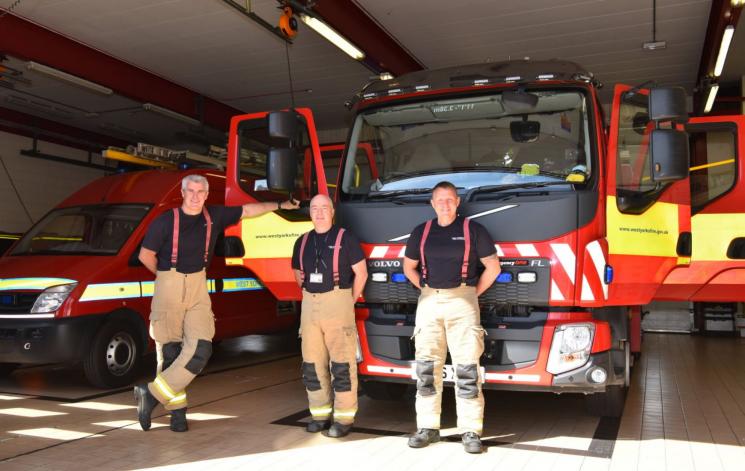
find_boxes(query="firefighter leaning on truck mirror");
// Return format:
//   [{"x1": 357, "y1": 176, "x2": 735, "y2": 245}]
[
  {"x1": 403, "y1": 181, "x2": 500, "y2": 454},
  {"x1": 292, "y1": 194, "x2": 368, "y2": 438},
  {"x1": 134, "y1": 174, "x2": 299, "y2": 432}
]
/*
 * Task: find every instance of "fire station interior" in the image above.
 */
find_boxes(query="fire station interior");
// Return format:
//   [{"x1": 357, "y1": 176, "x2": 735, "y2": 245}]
[{"x1": 1, "y1": 1, "x2": 745, "y2": 469}]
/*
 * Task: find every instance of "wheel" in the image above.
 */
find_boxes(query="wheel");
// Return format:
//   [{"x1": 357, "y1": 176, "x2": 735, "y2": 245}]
[
  {"x1": 361, "y1": 381, "x2": 409, "y2": 400},
  {"x1": 0, "y1": 363, "x2": 19, "y2": 377},
  {"x1": 585, "y1": 385, "x2": 627, "y2": 417},
  {"x1": 83, "y1": 319, "x2": 142, "y2": 389}
]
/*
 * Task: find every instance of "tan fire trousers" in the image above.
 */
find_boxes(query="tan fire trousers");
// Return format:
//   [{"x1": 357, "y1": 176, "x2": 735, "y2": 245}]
[
  {"x1": 414, "y1": 285, "x2": 485, "y2": 435},
  {"x1": 300, "y1": 287, "x2": 358, "y2": 425},
  {"x1": 147, "y1": 269, "x2": 215, "y2": 410}
]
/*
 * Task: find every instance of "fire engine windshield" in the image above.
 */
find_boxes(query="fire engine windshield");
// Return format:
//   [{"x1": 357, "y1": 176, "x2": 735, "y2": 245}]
[
  {"x1": 11, "y1": 204, "x2": 150, "y2": 256},
  {"x1": 339, "y1": 89, "x2": 592, "y2": 200}
]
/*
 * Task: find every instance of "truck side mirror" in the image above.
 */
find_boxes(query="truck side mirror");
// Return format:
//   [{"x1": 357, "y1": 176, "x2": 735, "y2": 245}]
[
  {"x1": 650, "y1": 129, "x2": 689, "y2": 182},
  {"x1": 267, "y1": 111, "x2": 299, "y2": 139},
  {"x1": 649, "y1": 87, "x2": 688, "y2": 123},
  {"x1": 218, "y1": 236, "x2": 245, "y2": 258},
  {"x1": 267, "y1": 147, "x2": 298, "y2": 192}
]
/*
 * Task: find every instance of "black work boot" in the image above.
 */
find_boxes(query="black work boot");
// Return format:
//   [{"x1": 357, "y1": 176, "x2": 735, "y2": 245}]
[
  {"x1": 407, "y1": 428, "x2": 440, "y2": 448},
  {"x1": 462, "y1": 432, "x2": 483, "y2": 454},
  {"x1": 133, "y1": 384, "x2": 158, "y2": 431},
  {"x1": 306, "y1": 419, "x2": 331, "y2": 433},
  {"x1": 170, "y1": 408, "x2": 188, "y2": 432},
  {"x1": 323, "y1": 422, "x2": 352, "y2": 438}
]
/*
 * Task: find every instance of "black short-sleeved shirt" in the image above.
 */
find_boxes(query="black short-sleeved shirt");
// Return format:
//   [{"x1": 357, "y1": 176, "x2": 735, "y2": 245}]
[
  {"x1": 291, "y1": 225, "x2": 365, "y2": 293},
  {"x1": 142, "y1": 205, "x2": 243, "y2": 274},
  {"x1": 405, "y1": 216, "x2": 496, "y2": 288}
]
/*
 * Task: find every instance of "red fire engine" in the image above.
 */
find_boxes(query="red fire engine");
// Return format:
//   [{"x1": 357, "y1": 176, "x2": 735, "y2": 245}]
[{"x1": 225, "y1": 60, "x2": 692, "y2": 417}]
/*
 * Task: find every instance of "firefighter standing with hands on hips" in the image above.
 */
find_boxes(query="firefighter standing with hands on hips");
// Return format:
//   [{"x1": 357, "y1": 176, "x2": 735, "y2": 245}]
[
  {"x1": 403, "y1": 181, "x2": 500, "y2": 454},
  {"x1": 292, "y1": 194, "x2": 368, "y2": 438},
  {"x1": 134, "y1": 174, "x2": 299, "y2": 432}
]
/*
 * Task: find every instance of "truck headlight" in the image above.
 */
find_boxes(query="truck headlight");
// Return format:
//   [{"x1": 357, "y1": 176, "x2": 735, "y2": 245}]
[
  {"x1": 546, "y1": 323, "x2": 594, "y2": 375},
  {"x1": 30, "y1": 283, "x2": 77, "y2": 313}
]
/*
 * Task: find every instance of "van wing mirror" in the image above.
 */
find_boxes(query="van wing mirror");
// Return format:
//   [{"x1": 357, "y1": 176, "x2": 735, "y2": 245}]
[
  {"x1": 267, "y1": 147, "x2": 298, "y2": 192},
  {"x1": 220, "y1": 236, "x2": 245, "y2": 258},
  {"x1": 649, "y1": 87, "x2": 688, "y2": 123},
  {"x1": 650, "y1": 129, "x2": 689, "y2": 182},
  {"x1": 267, "y1": 111, "x2": 299, "y2": 139},
  {"x1": 510, "y1": 120, "x2": 541, "y2": 142}
]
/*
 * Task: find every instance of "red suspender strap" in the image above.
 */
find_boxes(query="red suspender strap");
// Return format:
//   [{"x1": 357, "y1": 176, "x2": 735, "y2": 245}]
[
  {"x1": 298, "y1": 232, "x2": 310, "y2": 279},
  {"x1": 332, "y1": 228, "x2": 345, "y2": 285},
  {"x1": 202, "y1": 207, "x2": 212, "y2": 265},
  {"x1": 171, "y1": 208, "x2": 179, "y2": 266},
  {"x1": 461, "y1": 218, "x2": 471, "y2": 283},
  {"x1": 419, "y1": 220, "x2": 433, "y2": 285}
]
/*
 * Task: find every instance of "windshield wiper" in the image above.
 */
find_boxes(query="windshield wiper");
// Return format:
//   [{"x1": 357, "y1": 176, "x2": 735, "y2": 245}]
[
  {"x1": 466, "y1": 180, "x2": 576, "y2": 199},
  {"x1": 365, "y1": 188, "x2": 434, "y2": 201}
]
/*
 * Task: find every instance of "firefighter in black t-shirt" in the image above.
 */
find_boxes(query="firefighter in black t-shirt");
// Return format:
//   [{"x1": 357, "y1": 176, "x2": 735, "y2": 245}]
[
  {"x1": 291, "y1": 194, "x2": 368, "y2": 438},
  {"x1": 403, "y1": 181, "x2": 500, "y2": 454},
  {"x1": 133, "y1": 174, "x2": 298, "y2": 433}
]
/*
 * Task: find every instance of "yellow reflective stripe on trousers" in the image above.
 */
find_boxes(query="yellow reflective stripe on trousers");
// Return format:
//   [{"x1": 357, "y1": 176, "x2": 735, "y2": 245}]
[
  {"x1": 168, "y1": 392, "x2": 187, "y2": 406},
  {"x1": 459, "y1": 420, "x2": 483, "y2": 434},
  {"x1": 417, "y1": 414, "x2": 440, "y2": 429},
  {"x1": 309, "y1": 405, "x2": 332, "y2": 418},
  {"x1": 153, "y1": 375, "x2": 176, "y2": 400},
  {"x1": 333, "y1": 409, "x2": 357, "y2": 418},
  {"x1": 0, "y1": 277, "x2": 76, "y2": 291}
]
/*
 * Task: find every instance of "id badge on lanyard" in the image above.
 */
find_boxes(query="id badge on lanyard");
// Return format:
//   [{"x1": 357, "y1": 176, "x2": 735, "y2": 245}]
[{"x1": 309, "y1": 272, "x2": 323, "y2": 284}]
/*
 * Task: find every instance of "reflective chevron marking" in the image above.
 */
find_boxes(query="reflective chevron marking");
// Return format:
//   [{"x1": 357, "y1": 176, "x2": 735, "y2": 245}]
[{"x1": 0, "y1": 278, "x2": 76, "y2": 291}]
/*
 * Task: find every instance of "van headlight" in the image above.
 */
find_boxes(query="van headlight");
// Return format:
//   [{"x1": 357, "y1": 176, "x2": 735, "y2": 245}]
[
  {"x1": 30, "y1": 283, "x2": 77, "y2": 313},
  {"x1": 546, "y1": 323, "x2": 594, "y2": 375},
  {"x1": 355, "y1": 333, "x2": 363, "y2": 363}
]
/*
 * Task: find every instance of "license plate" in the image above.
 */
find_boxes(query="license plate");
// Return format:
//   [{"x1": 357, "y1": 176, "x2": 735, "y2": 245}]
[{"x1": 412, "y1": 364, "x2": 485, "y2": 383}]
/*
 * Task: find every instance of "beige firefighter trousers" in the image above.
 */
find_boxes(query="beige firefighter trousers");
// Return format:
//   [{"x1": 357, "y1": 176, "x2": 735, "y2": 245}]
[
  {"x1": 414, "y1": 285, "x2": 485, "y2": 434},
  {"x1": 147, "y1": 269, "x2": 215, "y2": 410},
  {"x1": 300, "y1": 287, "x2": 358, "y2": 425}
]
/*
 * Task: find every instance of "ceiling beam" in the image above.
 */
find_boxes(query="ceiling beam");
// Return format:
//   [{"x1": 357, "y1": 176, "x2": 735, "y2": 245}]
[
  {"x1": 0, "y1": 13, "x2": 244, "y2": 130},
  {"x1": 311, "y1": 0, "x2": 424, "y2": 76}
]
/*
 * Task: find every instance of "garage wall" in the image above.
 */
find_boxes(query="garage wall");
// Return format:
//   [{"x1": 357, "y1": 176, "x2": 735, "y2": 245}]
[{"x1": 0, "y1": 130, "x2": 108, "y2": 233}]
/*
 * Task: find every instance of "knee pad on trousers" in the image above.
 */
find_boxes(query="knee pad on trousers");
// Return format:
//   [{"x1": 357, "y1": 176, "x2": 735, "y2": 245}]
[
  {"x1": 302, "y1": 362, "x2": 322, "y2": 391},
  {"x1": 456, "y1": 363, "x2": 479, "y2": 399},
  {"x1": 416, "y1": 360, "x2": 436, "y2": 396},
  {"x1": 162, "y1": 342, "x2": 182, "y2": 370},
  {"x1": 330, "y1": 362, "x2": 352, "y2": 392},
  {"x1": 184, "y1": 339, "x2": 212, "y2": 375}
]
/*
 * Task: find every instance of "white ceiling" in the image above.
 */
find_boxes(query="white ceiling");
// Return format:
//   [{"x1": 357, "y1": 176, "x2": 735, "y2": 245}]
[{"x1": 1, "y1": 0, "x2": 737, "y2": 151}]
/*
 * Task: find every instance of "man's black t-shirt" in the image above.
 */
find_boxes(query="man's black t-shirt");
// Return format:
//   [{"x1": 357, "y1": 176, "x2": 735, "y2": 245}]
[
  {"x1": 405, "y1": 216, "x2": 496, "y2": 288},
  {"x1": 142, "y1": 205, "x2": 243, "y2": 274},
  {"x1": 291, "y1": 226, "x2": 365, "y2": 293}
]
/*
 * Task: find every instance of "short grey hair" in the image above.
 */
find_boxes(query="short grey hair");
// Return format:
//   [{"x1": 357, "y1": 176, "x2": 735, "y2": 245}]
[{"x1": 181, "y1": 174, "x2": 209, "y2": 191}]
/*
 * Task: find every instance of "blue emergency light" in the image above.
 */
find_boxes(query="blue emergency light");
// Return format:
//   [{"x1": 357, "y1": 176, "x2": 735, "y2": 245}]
[
  {"x1": 496, "y1": 272, "x2": 513, "y2": 283},
  {"x1": 391, "y1": 273, "x2": 407, "y2": 283},
  {"x1": 604, "y1": 265, "x2": 614, "y2": 284}
]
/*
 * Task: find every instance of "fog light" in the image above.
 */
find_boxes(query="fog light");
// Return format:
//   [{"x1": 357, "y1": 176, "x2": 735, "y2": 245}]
[
  {"x1": 517, "y1": 272, "x2": 537, "y2": 283},
  {"x1": 371, "y1": 272, "x2": 388, "y2": 282},
  {"x1": 589, "y1": 367, "x2": 607, "y2": 384}
]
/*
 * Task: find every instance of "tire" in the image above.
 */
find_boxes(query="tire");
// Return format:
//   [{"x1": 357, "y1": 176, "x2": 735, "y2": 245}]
[
  {"x1": 0, "y1": 363, "x2": 19, "y2": 377},
  {"x1": 83, "y1": 319, "x2": 142, "y2": 389},
  {"x1": 361, "y1": 380, "x2": 409, "y2": 400},
  {"x1": 585, "y1": 385, "x2": 627, "y2": 418}
]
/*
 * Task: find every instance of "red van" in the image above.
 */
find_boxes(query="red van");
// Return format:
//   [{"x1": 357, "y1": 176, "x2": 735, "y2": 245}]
[{"x1": 0, "y1": 169, "x2": 296, "y2": 388}]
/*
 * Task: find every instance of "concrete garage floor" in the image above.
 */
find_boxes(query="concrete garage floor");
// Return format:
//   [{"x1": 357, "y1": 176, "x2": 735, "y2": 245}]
[{"x1": 0, "y1": 333, "x2": 744, "y2": 470}]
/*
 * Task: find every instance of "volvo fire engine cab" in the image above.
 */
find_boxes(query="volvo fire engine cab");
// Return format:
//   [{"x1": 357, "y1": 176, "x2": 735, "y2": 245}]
[{"x1": 224, "y1": 60, "x2": 691, "y2": 417}]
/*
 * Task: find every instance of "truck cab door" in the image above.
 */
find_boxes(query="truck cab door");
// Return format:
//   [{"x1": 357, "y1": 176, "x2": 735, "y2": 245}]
[
  {"x1": 224, "y1": 108, "x2": 327, "y2": 300},
  {"x1": 682, "y1": 115, "x2": 744, "y2": 300},
  {"x1": 605, "y1": 84, "x2": 691, "y2": 305}
]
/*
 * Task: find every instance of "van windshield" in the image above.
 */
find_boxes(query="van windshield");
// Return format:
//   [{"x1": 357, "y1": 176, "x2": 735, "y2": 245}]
[{"x1": 11, "y1": 204, "x2": 151, "y2": 256}]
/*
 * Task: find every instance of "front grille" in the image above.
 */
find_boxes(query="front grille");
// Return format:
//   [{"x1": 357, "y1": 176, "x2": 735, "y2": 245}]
[{"x1": 0, "y1": 291, "x2": 39, "y2": 314}]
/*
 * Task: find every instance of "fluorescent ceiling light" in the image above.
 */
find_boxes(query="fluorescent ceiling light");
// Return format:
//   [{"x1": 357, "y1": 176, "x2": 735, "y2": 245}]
[
  {"x1": 299, "y1": 14, "x2": 365, "y2": 60},
  {"x1": 704, "y1": 84, "x2": 719, "y2": 113},
  {"x1": 714, "y1": 25, "x2": 735, "y2": 76},
  {"x1": 25, "y1": 61, "x2": 113, "y2": 96},
  {"x1": 142, "y1": 103, "x2": 200, "y2": 126}
]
